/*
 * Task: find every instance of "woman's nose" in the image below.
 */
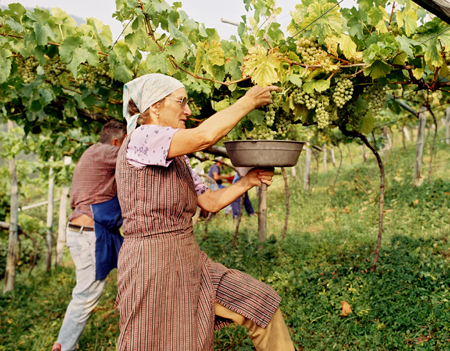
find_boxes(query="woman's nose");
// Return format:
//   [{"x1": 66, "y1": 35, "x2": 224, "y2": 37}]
[{"x1": 184, "y1": 104, "x2": 192, "y2": 116}]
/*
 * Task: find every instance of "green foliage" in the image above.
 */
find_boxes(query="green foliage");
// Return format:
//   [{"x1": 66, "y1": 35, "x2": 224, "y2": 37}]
[{"x1": 0, "y1": 0, "x2": 449, "y2": 147}]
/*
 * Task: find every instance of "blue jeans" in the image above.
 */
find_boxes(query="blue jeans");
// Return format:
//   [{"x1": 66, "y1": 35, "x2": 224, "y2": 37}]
[
  {"x1": 231, "y1": 192, "x2": 255, "y2": 219},
  {"x1": 56, "y1": 226, "x2": 106, "y2": 351}
]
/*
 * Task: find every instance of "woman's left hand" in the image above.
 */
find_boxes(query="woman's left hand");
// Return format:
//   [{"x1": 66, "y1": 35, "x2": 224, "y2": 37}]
[{"x1": 244, "y1": 168, "x2": 274, "y2": 187}]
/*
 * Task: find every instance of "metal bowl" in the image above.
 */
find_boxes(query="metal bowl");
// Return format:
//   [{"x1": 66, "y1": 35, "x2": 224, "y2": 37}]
[{"x1": 224, "y1": 140, "x2": 305, "y2": 168}]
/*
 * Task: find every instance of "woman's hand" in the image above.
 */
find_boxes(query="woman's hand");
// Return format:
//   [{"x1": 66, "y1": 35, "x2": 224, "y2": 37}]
[
  {"x1": 243, "y1": 85, "x2": 280, "y2": 109},
  {"x1": 244, "y1": 168, "x2": 274, "y2": 187}
]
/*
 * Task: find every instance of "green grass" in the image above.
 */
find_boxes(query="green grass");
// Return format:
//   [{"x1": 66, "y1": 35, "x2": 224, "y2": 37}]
[{"x1": 2, "y1": 130, "x2": 450, "y2": 350}]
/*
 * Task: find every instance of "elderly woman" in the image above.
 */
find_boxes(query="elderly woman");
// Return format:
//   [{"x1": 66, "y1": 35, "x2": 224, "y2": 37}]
[{"x1": 115, "y1": 73, "x2": 294, "y2": 351}]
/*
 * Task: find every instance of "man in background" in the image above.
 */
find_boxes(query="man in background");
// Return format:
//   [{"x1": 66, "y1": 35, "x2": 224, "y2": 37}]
[
  {"x1": 52, "y1": 121, "x2": 126, "y2": 351},
  {"x1": 207, "y1": 157, "x2": 232, "y2": 215}
]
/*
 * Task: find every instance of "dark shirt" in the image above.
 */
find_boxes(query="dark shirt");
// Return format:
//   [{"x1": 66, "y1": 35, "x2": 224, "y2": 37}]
[
  {"x1": 208, "y1": 163, "x2": 222, "y2": 185},
  {"x1": 69, "y1": 143, "x2": 120, "y2": 221}
]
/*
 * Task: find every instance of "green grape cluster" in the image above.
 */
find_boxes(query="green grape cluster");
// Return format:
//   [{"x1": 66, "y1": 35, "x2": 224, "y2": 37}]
[
  {"x1": 364, "y1": 85, "x2": 386, "y2": 116},
  {"x1": 274, "y1": 114, "x2": 291, "y2": 138},
  {"x1": 316, "y1": 102, "x2": 331, "y2": 129},
  {"x1": 248, "y1": 122, "x2": 277, "y2": 140},
  {"x1": 80, "y1": 57, "x2": 109, "y2": 89},
  {"x1": 292, "y1": 88, "x2": 318, "y2": 109},
  {"x1": 98, "y1": 55, "x2": 109, "y2": 76},
  {"x1": 333, "y1": 79, "x2": 353, "y2": 108},
  {"x1": 17, "y1": 56, "x2": 39, "y2": 84},
  {"x1": 345, "y1": 105, "x2": 365, "y2": 130},
  {"x1": 265, "y1": 107, "x2": 276, "y2": 127},
  {"x1": 43, "y1": 56, "x2": 67, "y2": 86},
  {"x1": 296, "y1": 37, "x2": 334, "y2": 72},
  {"x1": 83, "y1": 65, "x2": 99, "y2": 89}
]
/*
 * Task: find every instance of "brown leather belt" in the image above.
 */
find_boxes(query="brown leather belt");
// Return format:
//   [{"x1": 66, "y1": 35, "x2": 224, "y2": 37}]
[{"x1": 68, "y1": 223, "x2": 95, "y2": 232}]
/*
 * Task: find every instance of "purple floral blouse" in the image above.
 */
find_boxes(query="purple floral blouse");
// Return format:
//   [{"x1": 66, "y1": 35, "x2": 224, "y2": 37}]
[{"x1": 127, "y1": 125, "x2": 208, "y2": 196}]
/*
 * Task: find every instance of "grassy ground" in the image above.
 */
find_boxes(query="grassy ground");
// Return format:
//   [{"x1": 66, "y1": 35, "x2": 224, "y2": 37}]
[{"x1": 2, "y1": 129, "x2": 450, "y2": 350}]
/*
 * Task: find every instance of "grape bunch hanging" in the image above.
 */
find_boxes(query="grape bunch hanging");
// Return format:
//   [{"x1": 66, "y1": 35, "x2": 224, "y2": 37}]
[
  {"x1": 43, "y1": 56, "x2": 67, "y2": 86},
  {"x1": 16, "y1": 56, "x2": 39, "y2": 84}
]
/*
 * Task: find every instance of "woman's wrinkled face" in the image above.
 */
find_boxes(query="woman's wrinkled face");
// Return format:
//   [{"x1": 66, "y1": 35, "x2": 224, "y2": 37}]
[{"x1": 158, "y1": 88, "x2": 192, "y2": 129}]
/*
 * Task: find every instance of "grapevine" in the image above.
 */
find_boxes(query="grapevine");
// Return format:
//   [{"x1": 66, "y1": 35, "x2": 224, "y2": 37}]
[
  {"x1": 333, "y1": 79, "x2": 354, "y2": 108},
  {"x1": 363, "y1": 85, "x2": 386, "y2": 116},
  {"x1": 296, "y1": 37, "x2": 335, "y2": 73},
  {"x1": 43, "y1": 56, "x2": 67, "y2": 86},
  {"x1": 16, "y1": 56, "x2": 39, "y2": 84}
]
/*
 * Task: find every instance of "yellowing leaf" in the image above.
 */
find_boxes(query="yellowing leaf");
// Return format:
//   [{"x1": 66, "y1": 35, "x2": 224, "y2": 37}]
[
  {"x1": 424, "y1": 38, "x2": 443, "y2": 69},
  {"x1": 325, "y1": 36, "x2": 339, "y2": 57},
  {"x1": 375, "y1": 20, "x2": 388, "y2": 34},
  {"x1": 338, "y1": 34, "x2": 357, "y2": 60},
  {"x1": 393, "y1": 52, "x2": 408, "y2": 65},
  {"x1": 413, "y1": 68, "x2": 424, "y2": 80},
  {"x1": 354, "y1": 52, "x2": 363, "y2": 61},
  {"x1": 403, "y1": 9, "x2": 417, "y2": 36},
  {"x1": 396, "y1": 11, "x2": 404, "y2": 28},
  {"x1": 194, "y1": 40, "x2": 225, "y2": 78},
  {"x1": 242, "y1": 45, "x2": 285, "y2": 87}
]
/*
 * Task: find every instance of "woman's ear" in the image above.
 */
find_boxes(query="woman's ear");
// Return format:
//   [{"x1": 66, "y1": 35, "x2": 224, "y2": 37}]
[{"x1": 149, "y1": 100, "x2": 163, "y2": 116}]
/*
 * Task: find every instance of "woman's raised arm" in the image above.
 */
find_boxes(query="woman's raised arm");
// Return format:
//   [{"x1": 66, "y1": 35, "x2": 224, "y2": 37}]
[{"x1": 167, "y1": 85, "x2": 278, "y2": 159}]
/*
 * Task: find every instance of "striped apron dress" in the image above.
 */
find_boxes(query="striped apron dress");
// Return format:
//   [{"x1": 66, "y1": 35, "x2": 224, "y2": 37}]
[{"x1": 115, "y1": 135, "x2": 281, "y2": 351}]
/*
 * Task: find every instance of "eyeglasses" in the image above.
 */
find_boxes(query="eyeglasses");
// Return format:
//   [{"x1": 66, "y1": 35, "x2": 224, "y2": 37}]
[{"x1": 166, "y1": 96, "x2": 189, "y2": 108}]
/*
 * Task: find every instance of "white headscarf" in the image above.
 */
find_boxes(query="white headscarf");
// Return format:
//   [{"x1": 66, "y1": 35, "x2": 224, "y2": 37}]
[{"x1": 123, "y1": 73, "x2": 185, "y2": 134}]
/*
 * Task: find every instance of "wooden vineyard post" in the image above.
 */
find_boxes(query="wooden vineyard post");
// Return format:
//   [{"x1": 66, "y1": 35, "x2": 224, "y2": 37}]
[
  {"x1": 55, "y1": 185, "x2": 69, "y2": 266},
  {"x1": 56, "y1": 156, "x2": 71, "y2": 267},
  {"x1": 403, "y1": 127, "x2": 411, "y2": 143},
  {"x1": 4, "y1": 121, "x2": 19, "y2": 293},
  {"x1": 347, "y1": 145, "x2": 353, "y2": 164},
  {"x1": 258, "y1": 183, "x2": 268, "y2": 247},
  {"x1": 329, "y1": 148, "x2": 336, "y2": 167},
  {"x1": 322, "y1": 144, "x2": 327, "y2": 174},
  {"x1": 46, "y1": 165, "x2": 55, "y2": 272},
  {"x1": 414, "y1": 105, "x2": 427, "y2": 186},
  {"x1": 361, "y1": 145, "x2": 366, "y2": 163},
  {"x1": 303, "y1": 147, "x2": 312, "y2": 191},
  {"x1": 446, "y1": 107, "x2": 450, "y2": 145}
]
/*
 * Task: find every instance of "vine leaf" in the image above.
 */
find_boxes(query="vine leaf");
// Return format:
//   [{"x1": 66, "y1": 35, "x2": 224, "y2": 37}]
[
  {"x1": 403, "y1": 15, "x2": 418, "y2": 37},
  {"x1": 363, "y1": 60, "x2": 392, "y2": 79},
  {"x1": 214, "y1": 98, "x2": 231, "y2": 112},
  {"x1": 194, "y1": 40, "x2": 225, "y2": 78},
  {"x1": 60, "y1": 35, "x2": 99, "y2": 76},
  {"x1": 0, "y1": 49, "x2": 12, "y2": 84},
  {"x1": 146, "y1": 52, "x2": 168, "y2": 74},
  {"x1": 33, "y1": 22, "x2": 55, "y2": 46},
  {"x1": 242, "y1": 45, "x2": 285, "y2": 87},
  {"x1": 413, "y1": 68, "x2": 424, "y2": 80},
  {"x1": 424, "y1": 38, "x2": 443, "y2": 69},
  {"x1": 327, "y1": 34, "x2": 357, "y2": 60},
  {"x1": 248, "y1": 109, "x2": 265, "y2": 125},
  {"x1": 395, "y1": 35, "x2": 416, "y2": 58},
  {"x1": 359, "y1": 112, "x2": 374, "y2": 134},
  {"x1": 303, "y1": 2, "x2": 342, "y2": 42},
  {"x1": 339, "y1": 34, "x2": 357, "y2": 60},
  {"x1": 285, "y1": 74, "x2": 303, "y2": 87},
  {"x1": 393, "y1": 52, "x2": 408, "y2": 65},
  {"x1": 303, "y1": 79, "x2": 330, "y2": 94}
]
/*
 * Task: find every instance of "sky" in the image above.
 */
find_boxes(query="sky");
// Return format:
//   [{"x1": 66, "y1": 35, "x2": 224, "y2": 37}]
[{"x1": 1, "y1": 0, "x2": 357, "y2": 41}]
